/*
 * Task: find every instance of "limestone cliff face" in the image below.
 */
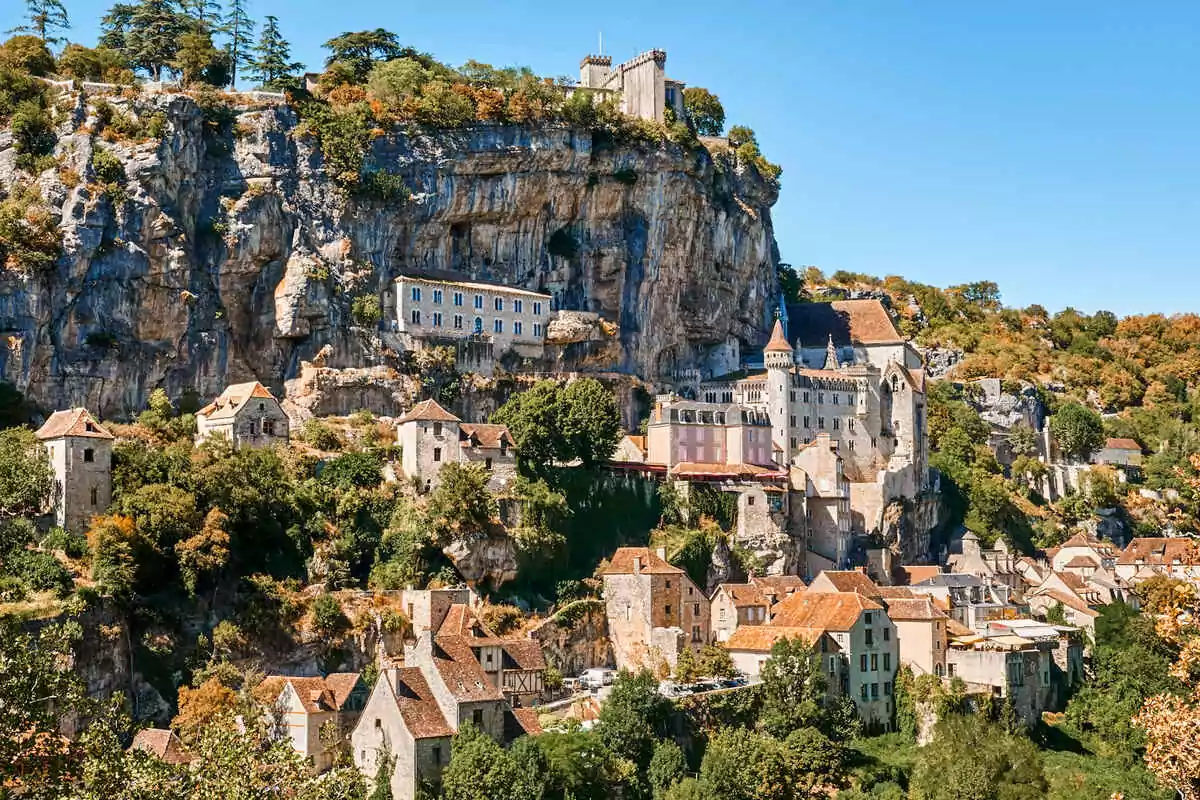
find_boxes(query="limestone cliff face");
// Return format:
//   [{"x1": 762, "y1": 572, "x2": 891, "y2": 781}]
[{"x1": 0, "y1": 92, "x2": 780, "y2": 417}]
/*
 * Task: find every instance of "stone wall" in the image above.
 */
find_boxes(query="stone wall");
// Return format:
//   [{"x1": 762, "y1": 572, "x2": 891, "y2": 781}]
[{"x1": 528, "y1": 600, "x2": 612, "y2": 675}]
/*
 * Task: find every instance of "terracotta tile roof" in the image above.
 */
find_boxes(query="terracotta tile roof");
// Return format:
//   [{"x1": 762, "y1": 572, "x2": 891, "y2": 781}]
[
  {"x1": 323, "y1": 673, "x2": 363, "y2": 708},
  {"x1": 788, "y1": 299, "x2": 903, "y2": 347},
  {"x1": 750, "y1": 575, "x2": 807, "y2": 597},
  {"x1": 260, "y1": 674, "x2": 361, "y2": 713},
  {"x1": 764, "y1": 318, "x2": 793, "y2": 352},
  {"x1": 437, "y1": 604, "x2": 489, "y2": 638},
  {"x1": 892, "y1": 565, "x2": 943, "y2": 586},
  {"x1": 502, "y1": 639, "x2": 547, "y2": 671},
  {"x1": 389, "y1": 667, "x2": 455, "y2": 739},
  {"x1": 724, "y1": 624, "x2": 822, "y2": 652},
  {"x1": 876, "y1": 587, "x2": 916, "y2": 598},
  {"x1": 197, "y1": 382, "x2": 280, "y2": 421},
  {"x1": 130, "y1": 729, "x2": 192, "y2": 764},
  {"x1": 1119, "y1": 537, "x2": 1200, "y2": 566},
  {"x1": 946, "y1": 618, "x2": 974, "y2": 637},
  {"x1": 715, "y1": 583, "x2": 769, "y2": 608},
  {"x1": 882, "y1": 597, "x2": 947, "y2": 621},
  {"x1": 627, "y1": 435, "x2": 647, "y2": 455},
  {"x1": 433, "y1": 604, "x2": 545, "y2": 671},
  {"x1": 769, "y1": 591, "x2": 881, "y2": 632},
  {"x1": 669, "y1": 462, "x2": 784, "y2": 477},
  {"x1": 431, "y1": 636, "x2": 506, "y2": 702},
  {"x1": 1062, "y1": 555, "x2": 1099, "y2": 569},
  {"x1": 1059, "y1": 532, "x2": 1114, "y2": 552},
  {"x1": 281, "y1": 676, "x2": 340, "y2": 713},
  {"x1": 1104, "y1": 437, "x2": 1141, "y2": 451},
  {"x1": 1035, "y1": 588, "x2": 1100, "y2": 618},
  {"x1": 510, "y1": 707, "x2": 543, "y2": 736},
  {"x1": 810, "y1": 570, "x2": 882, "y2": 597},
  {"x1": 460, "y1": 423, "x2": 514, "y2": 449},
  {"x1": 599, "y1": 547, "x2": 683, "y2": 576},
  {"x1": 398, "y1": 398, "x2": 461, "y2": 424},
  {"x1": 35, "y1": 408, "x2": 114, "y2": 440}
]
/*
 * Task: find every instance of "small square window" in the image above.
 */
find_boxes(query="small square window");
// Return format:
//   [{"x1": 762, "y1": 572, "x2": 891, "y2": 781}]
[{"x1": 83, "y1": 448, "x2": 94, "y2": 463}]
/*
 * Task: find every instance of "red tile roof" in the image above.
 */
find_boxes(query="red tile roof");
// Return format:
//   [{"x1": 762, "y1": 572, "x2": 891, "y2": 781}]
[
  {"x1": 764, "y1": 318, "x2": 793, "y2": 352},
  {"x1": 882, "y1": 596, "x2": 947, "y2": 621},
  {"x1": 892, "y1": 565, "x2": 943, "y2": 586},
  {"x1": 398, "y1": 399, "x2": 461, "y2": 424},
  {"x1": 810, "y1": 570, "x2": 882, "y2": 597},
  {"x1": 130, "y1": 729, "x2": 193, "y2": 764},
  {"x1": 460, "y1": 423, "x2": 514, "y2": 449},
  {"x1": 714, "y1": 583, "x2": 769, "y2": 608},
  {"x1": 599, "y1": 547, "x2": 683, "y2": 576},
  {"x1": 750, "y1": 575, "x2": 807, "y2": 597},
  {"x1": 431, "y1": 637, "x2": 507, "y2": 702},
  {"x1": 259, "y1": 673, "x2": 362, "y2": 714},
  {"x1": 724, "y1": 625, "x2": 822, "y2": 652},
  {"x1": 770, "y1": 591, "x2": 881, "y2": 632},
  {"x1": 1062, "y1": 555, "x2": 1099, "y2": 569},
  {"x1": 1104, "y1": 438, "x2": 1141, "y2": 451},
  {"x1": 670, "y1": 462, "x2": 784, "y2": 478},
  {"x1": 35, "y1": 408, "x2": 114, "y2": 440},
  {"x1": 511, "y1": 707, "x2": 543, "y2": 736},
  {"x1": 1119, "y1": 537, "x2": 1200, "y2": 566},
  {"x1": 1035, "y1": 588, "x2": 1100, "y2": 618},
  {"x1": 197, "y1": 382, "x2": 280, "y2": 421},
  {"x1": 389, "y1": 667, "x2": 455, "y2": 739}
]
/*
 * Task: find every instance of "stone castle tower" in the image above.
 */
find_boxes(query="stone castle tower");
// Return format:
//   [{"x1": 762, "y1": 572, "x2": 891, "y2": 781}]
[
  {"x1": 35, "y1": 408, "x2": 114, "y2": 534},
  {"x1": 764, "y1": 318, "x2": 794, "y2": 463}
]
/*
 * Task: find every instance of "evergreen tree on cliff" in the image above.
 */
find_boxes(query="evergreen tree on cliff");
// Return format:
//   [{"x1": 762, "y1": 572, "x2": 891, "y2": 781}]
[
  {"x1": 179, "y1": 0, "x2": 220, "y2": 26},
  {"x1": 246, "y1": 15, "x2": 301, "y2": 90},
  {"x1": 9, "y1": 0, "x2": 71, "y2": 45},
  {"x1": 221, "y1": 0, "x2": 254, "y2": 88},
  {"x1": 102, "y1": 0, "x2": 187, "y2": 80}
]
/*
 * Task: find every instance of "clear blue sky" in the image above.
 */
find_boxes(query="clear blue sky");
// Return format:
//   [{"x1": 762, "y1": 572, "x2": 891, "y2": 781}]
[{"x1": 11, "y1": 0, "x2": 1200, "y2": 316}]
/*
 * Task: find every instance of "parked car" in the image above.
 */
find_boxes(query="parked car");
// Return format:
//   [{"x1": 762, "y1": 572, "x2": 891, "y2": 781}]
[{"x1": 581, "y1": 668, "x2": 616, "y2": 690}]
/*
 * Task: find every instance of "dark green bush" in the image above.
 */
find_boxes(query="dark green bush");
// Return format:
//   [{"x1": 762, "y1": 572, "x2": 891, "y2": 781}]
[
  {"x1": 613, "y1": 168, "x2": 638, "y2": 185},
  {"x1": 351, "y1": 294, "x2": 382, "y2": 326},
  {"x1": 8, "y1": 549, "x2": 73, "y2": 595},
  {"x1": 11, "y1": 100, "x2": 55, "y2": 170},
  {"x1": 91, "y1": 147, "x2": 125, "y2": 185},
  {"x1": 310, "y1": 593, "x2": 348, "y2": 636}
]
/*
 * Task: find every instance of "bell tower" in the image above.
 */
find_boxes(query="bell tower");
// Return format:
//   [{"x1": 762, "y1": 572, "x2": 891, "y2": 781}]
[{"x1": 764, "y1": 318, "x2": 793, "y2": 465}]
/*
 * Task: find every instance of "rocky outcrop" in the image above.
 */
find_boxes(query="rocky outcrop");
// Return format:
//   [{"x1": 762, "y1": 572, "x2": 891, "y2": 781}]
[
  {"x1": 968, "y1": 379, "x2": 1044, "y2": 432},
  {"x1": 879, "y1": 491, "x2": 948, "y2": 564},
  {"x1": 443, "y1": 534, "x2": 520, "y2": 587},
  {"x1": 528, "y1": 599, "x2": 611, "y2": 675},
  {"x1": 1, "y1": 91, "x2": 780, "y2": 418}
]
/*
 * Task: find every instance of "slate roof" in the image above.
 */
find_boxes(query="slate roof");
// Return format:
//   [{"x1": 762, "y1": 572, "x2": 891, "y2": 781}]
[
  {"x1": 197, "y1": 382, "x2": 279, "y2": 421},
  {"x1": 459, "y1": 423, "x2": 514, "y2": 449},
  {"x1": 786, "y1": 299, "x2": 904, "y2": 347},
  {"x1": 398, "y1": 399, "x2": 461, "y2": 424},
  {"x1": 599, "y1": 547, "x2": 683, "y2": 576},
  {"x1": 129, "y1": 729, "x2": 193, "y2": 764},
  {"x1": 389, "y1": 667, "x2": 455, "y2": 739},
  {"x1": 770, "y1": 591, "x2": 881, "y2": 632},
  {"x1": 35, "y1": 408, "x2": 114, "y2": 440}
]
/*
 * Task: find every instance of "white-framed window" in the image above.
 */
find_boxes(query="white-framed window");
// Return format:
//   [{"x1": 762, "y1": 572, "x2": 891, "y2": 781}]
[
  {"x1": 818, "y1": 417, "x2": 825, "y2": 429},
  {"x1": 514, "y1": 299, "x2": 523, "y2": 313},
  {"x1": 848, "y1": 418, "x2": 856, "y2": 433},
  {"x1": 410, "y1": 309, "x2": 421, "y2": 324},
  {"x1": 453, "y1": 291, "x2": 463, "y2": 306},
  {"x1": 533, "y1": 323, "x2": 542, "y2": 337},
  {"x1": 410, "y1": 286, "x2": 421, "y2": 301},
  {"x1": 514, "y1": 321, "x2": 522, "y2": 335},
  {"x1": 803, "y1": 391, "x2": 810, "y2": 402},
  {"x1": 474, "y1": 294, "x2": 483, "y2": 309},
  {"x1": 533, "y1": 301, "x2": 542, "y2": 315},
  {"x1": 432, "y1": 312, "x2": 443, "y2": 327},
  {"x1": 494, "y1": 296, "x2": 503, "y2": 311},
  {"x1": 454, "y1": 314, "x2": 463, "y2": 329},
  {"x1": 494, "y1": 319, "x2": 503, "y2": 333}
]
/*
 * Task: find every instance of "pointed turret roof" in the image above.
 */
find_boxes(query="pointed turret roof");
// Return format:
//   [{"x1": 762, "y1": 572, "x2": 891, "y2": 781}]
[
  {"x1": 823, "y1": 334, "x2": 839, "y2": 370},
  {"x1": 764, "y1": 318, "x2": 793, "y2": 352}
]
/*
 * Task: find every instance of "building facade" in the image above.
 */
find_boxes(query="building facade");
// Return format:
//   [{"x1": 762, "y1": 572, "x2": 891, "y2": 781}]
[
  {"x1": 260, "y1": 674, "x2": 368, "y2": 772},
  {"x1": 394, "y1": 275, "x2": 552, "y2": 361},
  {"x1": 396, "y1": 399, "x2": 516, "y2": 493},
  {"x1": 35, "y1": 408, "x2": 114, "y2": 534},
  {"x1": 195, "y1": 382, "x2": 290, "y2": 448},
  {"x1": 577, "y1": 50, "x2": 686, "y2": 124}
]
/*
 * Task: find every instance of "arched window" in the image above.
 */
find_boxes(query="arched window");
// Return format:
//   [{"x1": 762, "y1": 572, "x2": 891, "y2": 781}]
[{"x1": 474, "y1": 317, "x2": 483, "y2": 333}]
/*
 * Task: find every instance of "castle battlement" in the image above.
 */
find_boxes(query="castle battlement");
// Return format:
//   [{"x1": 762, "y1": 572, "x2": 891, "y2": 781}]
[
  {"x1": 580, "y1": 54, "x2": 613, "y2": 68},
  {"x1": 618, "y1": 49, "x2": 667, "y2": 71}
]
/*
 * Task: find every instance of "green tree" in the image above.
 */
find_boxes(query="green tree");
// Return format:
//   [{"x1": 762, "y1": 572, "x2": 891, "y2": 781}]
[
  {"x1": 170, "y1": 28, "x2": 230, "y2": 86},
  {"x1": 1049, "y1": 401, "x2": 1105, "y2": 461},
  {"x1": 220, "y1": 0, "x2": 253, "y2": 88},
  {"x1": 910, "y1": 714, "x2": 1047, "y2": 800},
  {"x1": 560, "y1": 378, "x2": 622, "y2": 468},
  {"x1": 682, "y1": 86, "x2": 725, "y2": 136},
  {"x1": 700, "y1": 727, "x2": 795, "y2": 800},
  {"x1": 759, "y1": 635, "x2": 826, "y2": 738},
  {"x1": 441, "y1": 724, "x2": 547, "y2": 800},
  {"x1": 0, "y1": 427, "x2": 52, "y2": 521},
  {"x1": 597, "y1": 669, "x2": 672, "y2": 768},
  {"x1": 176, "y1": 507, "x2": 230, "y2": 594},
  {"x1": 178, "y1": 0, "x2": 219, "y2": 25},
  {"x1": 113, "y1": 0, "x2": 188, "y2": 80},
  {"x1": 492, "y1": 381, "x2": 569, "y2": 472},
  {"x1": 727, "y1": 125, "x2": 756, "y2": 148},
  {"x1": 320, "y1": 450, "x2": 383, "y2": 489},
  {"x1": 1007, "y1": 422, "x2": 1039, "y2": 457},
  {"x1": 648, "y1": 739, "x2": 687, "y2": 797},
  {"x1": 310, "y1": 592, "x2": 347, "y2": 636},
  {"x1": 8, "y1": 0, "x2": 70, "y2": 44},
  {"x1": 323, "y1": 28, "x2": 404, "y2": 83},
  {"x1": 425, "y1": 462, "x2": 494, "y2": 544},
  {"x1": 246, "y1": 15, "x2": 302, "y2": 90}
]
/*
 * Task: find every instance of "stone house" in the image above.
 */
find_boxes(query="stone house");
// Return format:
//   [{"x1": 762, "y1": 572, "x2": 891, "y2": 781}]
[
  {"x1": 792, "y1": 435, "x2": 852, "y2": 575},
  {"x1": 946, "y1": 532, "x2": 1023, "y2": 591},
  {"x1": 258, "y1": 673, "x2": 368, "y2": 772},
  {"x1": 878, "y1": 596, "x2": 948, "y2": 678},
  {"x1": 1092, "y1": 437, "x2": 1143, "y2": 467},
  {"x1": 1116, "y1": 537, "x2": 1200, "y2": 586},
  {"x1": 195, "y1": 382, "x2": 289, "y2": 448},
  {"x1": 434, "y1": 603, "x2": 547, "y2": 708},
  {"x1": 600, "y1": 547, "x2": 711, "y2": 671},
  {"x1": 907, "y1": 573, "x2": 1026, "y2": 631},
  {"x1": 396, "y1": 399, "x2": 516, "y2": 493},
  {"x1": 1050, "y1": 532, "x2": 1120, "y2": 576},
  {"x1": 710, "y1": 582, "x2": 770, "y2": 643},
  {"x1": 35, "y1": 408, "x2": 114, "y2": 534},
  {"x1": 724, "y1": 590, "x2": 898, "y2": 729}
]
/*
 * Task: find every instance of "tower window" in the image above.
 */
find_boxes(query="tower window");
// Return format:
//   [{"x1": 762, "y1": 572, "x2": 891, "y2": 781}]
[
  {"x1": 90, "y1": 486, "x2": 98, "y2": 505},
  {"x1": 83, "y1": 448, "x2": 94, "y2": 463}
]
